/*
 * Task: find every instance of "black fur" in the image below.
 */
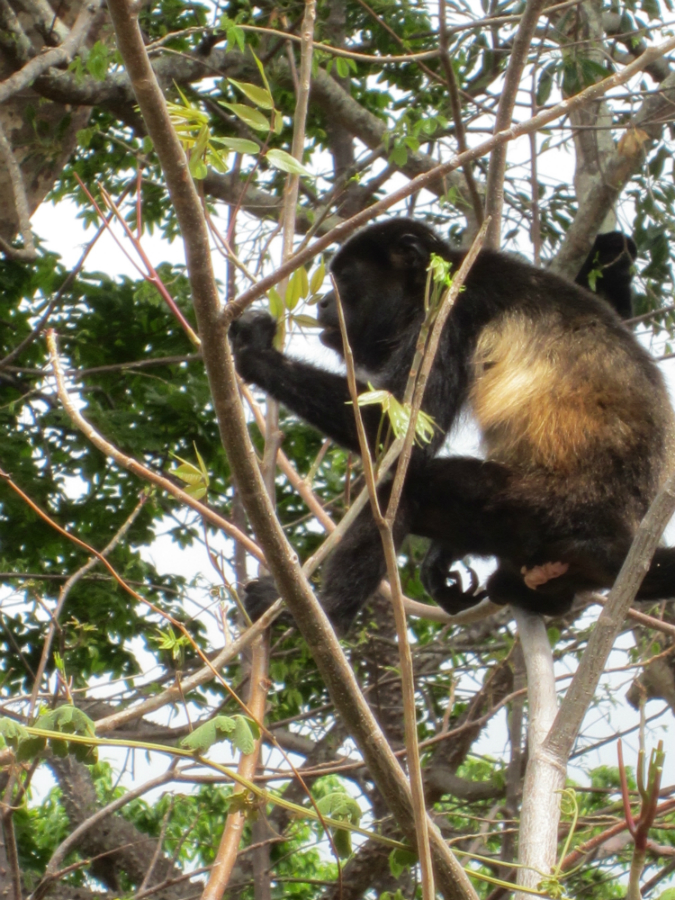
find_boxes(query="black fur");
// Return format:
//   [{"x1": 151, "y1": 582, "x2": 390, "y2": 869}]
[
  {"x1": 230, "y1": 220, "x2": 673, "y2": 631},
  {"x1": 575, "y1": 232, "x2": 637, "y2": 319}
]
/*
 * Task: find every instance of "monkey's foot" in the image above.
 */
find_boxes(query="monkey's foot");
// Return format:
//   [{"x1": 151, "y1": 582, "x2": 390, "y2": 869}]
[{"x1": 521, "y1": 561, "x2": 569, "y2": 589}]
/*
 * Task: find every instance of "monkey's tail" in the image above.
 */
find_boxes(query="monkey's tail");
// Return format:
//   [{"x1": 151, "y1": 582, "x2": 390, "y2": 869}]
[{"x1": 636, "y1": 547, "x2": 675, "y2": 601}]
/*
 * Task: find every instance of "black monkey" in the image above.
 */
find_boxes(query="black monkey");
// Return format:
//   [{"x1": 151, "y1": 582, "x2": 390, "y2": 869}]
[
  {"x1": 230, "y1": 219, "x2": 675, "y2": 631},
  {"x1": 575, "y1": 232, "x2": 637, "y2": 319}
]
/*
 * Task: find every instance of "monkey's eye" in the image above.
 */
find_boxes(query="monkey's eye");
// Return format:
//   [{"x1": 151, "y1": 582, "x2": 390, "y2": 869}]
[{"x1": 391, "y1": 234, "x2": 429, "y2": 270}]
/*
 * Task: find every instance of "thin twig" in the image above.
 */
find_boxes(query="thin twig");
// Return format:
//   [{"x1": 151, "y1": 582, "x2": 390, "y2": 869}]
[
  {"x1": 332, "y1": 284, "x2": 434, "y2": 900},
  {"x1": 484, "y1": 0, "x2": 548, "y2": 247},
  {"x1": 28, "y1": 492, "x2": 148, "y2": 719},
  {"x1": 202, "y1": 636, "x2": 270, "y2": 900},
  {"x1": 48, "y1": 331, "x2": 263, "y2": 562}
]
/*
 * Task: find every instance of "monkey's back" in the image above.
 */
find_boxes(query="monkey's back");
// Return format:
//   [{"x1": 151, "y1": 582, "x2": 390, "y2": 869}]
[{"x1": 463, "y1": 263, "x2": 675, "y2": 530}]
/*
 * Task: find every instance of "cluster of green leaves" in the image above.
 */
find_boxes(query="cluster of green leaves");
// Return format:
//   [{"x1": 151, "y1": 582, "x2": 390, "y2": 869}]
[
  {"x1": 0, "y1": 706, "x2": 97, "y2": 763},
  {"x1": 169, "y1": 54, "x2": 312, "y2": 181},
  {"x1": 180, "y1": 713, "x2": 260, "y2": 755}
]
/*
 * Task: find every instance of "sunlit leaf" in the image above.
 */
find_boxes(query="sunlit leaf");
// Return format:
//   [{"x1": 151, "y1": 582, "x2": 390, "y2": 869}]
[
  {"x1": 219, "y1": 102, "x2": 269, "y2": 131},
  {"x1": 212, "y1": 137, "x2": 260, "y2": 154},
  {"x1": 268, "y1": 286, "x2": 284, "y2": 320},
  {"x1": 309, "y1": 259, "x2": 326, "y2": 295},
  {"x1": 266, "y1": 149, "x2": 313, "y2": 177},
  {"x1": 229, "y1": 79, "x2": 274, "y2": 110}
]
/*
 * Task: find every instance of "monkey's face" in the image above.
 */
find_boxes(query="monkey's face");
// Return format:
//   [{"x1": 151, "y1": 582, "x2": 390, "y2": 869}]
[{"x1": 318, "y1": 219, "x2": 444, "y2": 370}]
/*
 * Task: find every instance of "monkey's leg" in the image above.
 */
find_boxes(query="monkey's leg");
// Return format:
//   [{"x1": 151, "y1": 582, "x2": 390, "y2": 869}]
[
  {"x1": 320, "y1": 485, "x2": 414, "y2": 634},
  {"x1": 410, "y1": 457, "x2": 569, "y2": 612},
  {"x1": 487, "y1": 562, "x2": 576, "y2": 615}
]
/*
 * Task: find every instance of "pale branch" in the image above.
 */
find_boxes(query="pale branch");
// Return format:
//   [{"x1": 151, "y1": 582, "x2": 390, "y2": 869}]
[
  {"x1": 0, "y1": 0, "x2": 102, "y2": 105},
  {"x1": 548, "y1": 469, "x2": 675, "y2": 764},
  {"x1": 105, "y1": 2, "x2": 480, "y2": 896},
  {"x1": 512, "y1": 609, "x2": 562, "y2": 898},
  {"x1": 551, "y1": 69, "x2": 675, "y2": 279},
  {"x1": 20, "y1": 0, "x2": 70, "y2": 43},
  {"x1": 94, "y1": 602, "x2": 282, "y2": 735},
  {"x1": 484, "y1": 0, "x2": 548, "y2": 247},
  {"x1": 202, "y1": 636, "x2": 270, "y2": 900}
]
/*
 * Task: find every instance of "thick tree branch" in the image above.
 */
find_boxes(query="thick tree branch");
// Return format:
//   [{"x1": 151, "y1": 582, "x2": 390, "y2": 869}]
[{"x1": 105, "y1": 2, "x2": 478, "y2": 897}]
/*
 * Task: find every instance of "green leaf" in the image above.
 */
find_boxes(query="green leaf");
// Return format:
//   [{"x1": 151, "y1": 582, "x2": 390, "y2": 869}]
[
  {"x1": 189, "y1": 157, "x2": 208, "y2": 180},
  {"x1": 0, "y1": 717, "x2": 29, "y2": 750},
  {"x1": 268, "y1": 286, "x2": 284, "y2": 320},
  {"x1": 309, "y1": 259, "x2": 326, "y2": 295},
  {"x1": 212, "y1": 137, "x2": 260, "y2": 154},
  {"x1": 16, "y1": 736, "x2": 46, "y2": 762},
  {"x1": 77, "y1": 127, "x2": 96, "y2": 149},
  {"x1": 335, "y1": 56, "x2": 350, "y2": 79},
  {"x1": 229, "y1": 79, "x2": 274, "y2": 110},
  {"x1": 291, "y1": 313, "x2": 321, "y2": 329},
  {"x1": 181, "y1": 721, "x2": 218, "y2": 754},
  {"x1": 180, "y1": 715, "x2": 258, "y2": 755},
  {"x1": 250, "y1": 47, "x2": 272, "y2": 95},
  {"x1": 86, "y1": 41, "x2": 110, "y2": 81},
  {"x1": 266, "y1": 149, "x2": 313, "y2": 177},
  {"x1": 232, "y1": 716, "x2": 257, "y2": 755},
  {"x1": 172, "y1": 464, "x2": 203, "y2": 486},
  {"x1": 389, "y1": 143, "x2": 408, "y2": 166},
  {"x1": 219, "y1": 103, "x2": 269, "y2": 131},
  {"x1": 536, "y1": 64, "x2": 556, "y2": 107},
  {"x1": 389, "y1": 847, "x2": 418, "y2": 878},
  {"x1": 316, "y1": 791, "x2": 361, "y2": 859},
  {"x1": 286, "y1": 266, "x2": 309, "y2": 309},
  {"x1": 227, "y1": 24, "x2": 245, "y2": 52},
  {"x1": 272, "y1": 110, "x2": 284, "y2": 134}
]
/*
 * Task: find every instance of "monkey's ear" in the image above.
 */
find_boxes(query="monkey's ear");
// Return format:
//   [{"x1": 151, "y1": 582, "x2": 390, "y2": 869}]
[{"x1": 391, "y1": 233, "x2": 430, "y2": 269}]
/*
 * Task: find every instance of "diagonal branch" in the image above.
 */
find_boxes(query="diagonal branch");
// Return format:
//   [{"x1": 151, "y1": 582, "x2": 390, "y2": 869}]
[
  {"x1": 484, "y1": 0, "x2": 548, "y2": 247},
  {"x1": 105, "y1": 1, "x2": 479, "y2": 897}
]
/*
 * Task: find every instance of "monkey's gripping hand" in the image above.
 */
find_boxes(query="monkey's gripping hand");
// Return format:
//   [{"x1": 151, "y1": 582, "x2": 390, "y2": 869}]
[{"x1": 229, "y1": 311, "x2": 278, "y2": 383}]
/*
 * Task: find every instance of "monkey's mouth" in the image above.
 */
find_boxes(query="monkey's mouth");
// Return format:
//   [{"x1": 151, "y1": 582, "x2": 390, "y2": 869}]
[{"x1": 319, "y1": 327, "x2": 342, "y2": 351}]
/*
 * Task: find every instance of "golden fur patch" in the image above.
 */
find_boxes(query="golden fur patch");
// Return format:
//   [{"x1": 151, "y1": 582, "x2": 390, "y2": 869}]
[{"x1": 469, "y1": 310, "x2": 663, "y2": 474}]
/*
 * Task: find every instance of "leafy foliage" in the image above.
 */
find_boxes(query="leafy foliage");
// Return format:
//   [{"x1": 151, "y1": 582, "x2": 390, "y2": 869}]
[{"x1": 1, "y1": 0, "x2": 675, "y2": 897}]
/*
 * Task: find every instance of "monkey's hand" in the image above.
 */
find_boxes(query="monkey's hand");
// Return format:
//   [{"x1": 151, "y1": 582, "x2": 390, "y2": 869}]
[
  {"x1": 521, "y1": 561, "x2": 569, "y2": 589},
  {"x1": 229, "y1": 311, "x2": 278, "y2": 382}
]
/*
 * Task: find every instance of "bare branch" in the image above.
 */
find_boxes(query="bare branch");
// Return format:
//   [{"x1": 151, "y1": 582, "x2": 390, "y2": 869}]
[
  {"x1": 484, "y1": 0, "x2": 548, "y2": 247},
  {"x1": 0, "y1": 0, "x2": 103, "y2": 105},
  {"x1": 104, "y1": 2, "x2": 481, "y2": 896}
]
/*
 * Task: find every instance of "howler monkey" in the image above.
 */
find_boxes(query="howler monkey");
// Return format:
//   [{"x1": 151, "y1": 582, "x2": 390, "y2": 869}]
[{"x1": 230, "y1": 220, "x2": 675, "y2": 632}]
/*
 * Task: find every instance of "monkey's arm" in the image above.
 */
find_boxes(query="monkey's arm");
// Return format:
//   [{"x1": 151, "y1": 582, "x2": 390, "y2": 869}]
[{"x1": 230, "y1": 311, "x2": 382, "y2": 455}]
